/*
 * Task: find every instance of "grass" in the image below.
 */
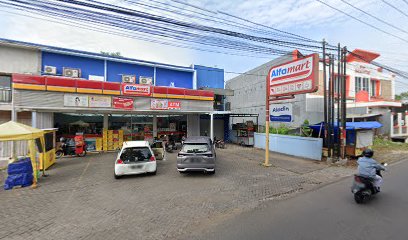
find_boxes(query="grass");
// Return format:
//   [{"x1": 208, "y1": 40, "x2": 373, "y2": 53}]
[{"x1": 372, "y1": 137, "x2": 408, "y2": 152}]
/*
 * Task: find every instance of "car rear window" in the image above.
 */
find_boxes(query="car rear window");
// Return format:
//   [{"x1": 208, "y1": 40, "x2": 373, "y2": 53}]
[
  {"x1": 182, "y1": 143, "x2": 210, "y2": 153},
  {"x1": 120, "y1": 147, "x2": 152, "y2": 162}
]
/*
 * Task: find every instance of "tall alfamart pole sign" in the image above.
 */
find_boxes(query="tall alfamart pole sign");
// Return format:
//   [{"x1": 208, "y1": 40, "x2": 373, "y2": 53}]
[{"x1": 264, "y1": 53, "x2": 319, "y2": 167}]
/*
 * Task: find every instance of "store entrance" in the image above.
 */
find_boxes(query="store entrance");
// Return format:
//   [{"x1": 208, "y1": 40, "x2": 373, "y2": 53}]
[{"x1": 54, "y1": 113, "x2": 187, "y2": 152}]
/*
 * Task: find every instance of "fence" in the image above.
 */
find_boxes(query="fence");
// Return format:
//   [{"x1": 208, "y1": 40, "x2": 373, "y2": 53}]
[{"x1": 254, "y1": 133, "x2": 323, "y2": 161}]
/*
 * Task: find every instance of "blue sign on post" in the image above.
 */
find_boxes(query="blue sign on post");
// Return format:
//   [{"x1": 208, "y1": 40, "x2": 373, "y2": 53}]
[{"x1": 270, "y1": 103, "x2": 293, "y2": 122}]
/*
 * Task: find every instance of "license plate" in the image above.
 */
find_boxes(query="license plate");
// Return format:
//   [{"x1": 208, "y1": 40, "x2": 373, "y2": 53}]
[{"x1": 130, "y1": 165, "x2": 142, "y2": 169}]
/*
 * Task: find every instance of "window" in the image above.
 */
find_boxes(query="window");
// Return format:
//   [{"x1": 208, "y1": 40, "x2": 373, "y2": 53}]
[
  {"x1": 120, "y1": 147, "x2": 152, "y2": 162},
  {"x1": 0, "y1": 76, "x2": 11, "y2": 102},
  {"x1": 370, "y1": 80, "x2": 376, "y2": 97},
  {"x1": 182, "y1": 143, "x2": 209, "y2": 153},
  {"x1": 355, "y1": 77, "x2": 369, "y2": 93}
]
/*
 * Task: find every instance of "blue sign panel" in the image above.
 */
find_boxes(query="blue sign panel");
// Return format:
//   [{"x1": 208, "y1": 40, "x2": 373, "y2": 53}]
[{"x1": 270, "y1": 103, "x2": 293, "y2": 122}]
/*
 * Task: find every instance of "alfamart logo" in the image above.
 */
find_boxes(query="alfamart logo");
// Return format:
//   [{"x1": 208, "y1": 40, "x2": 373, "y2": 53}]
[{"x1": 269, "y1": 55, "x2": 314, "y2": 83}]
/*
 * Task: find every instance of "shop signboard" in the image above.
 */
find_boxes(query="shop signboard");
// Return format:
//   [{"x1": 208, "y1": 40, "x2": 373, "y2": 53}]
[
  {"x1": 151, "y1": 99, "x2": 168, "y2": 110},
  {"x1": 268, "y1": 53, "x2": 319, "y2": 97},
  {"x1": 89, "y1": 95, "x2": 112, "y2": 108},
  {"x1": 113, "y1": 97, "x2": 134, "y2": 110},
  {"x1": 64, "y1": 94, "x2": 88, "y2": 107},
  {"x1": 122, "y1": 84, "x2": 151, "y2": 96},
  {"x1": 168, "y1": 101, "x2": 181, "y2": 110},
  {"x1": 270, "y1": 103, "x2": 293, "y2": 122}
]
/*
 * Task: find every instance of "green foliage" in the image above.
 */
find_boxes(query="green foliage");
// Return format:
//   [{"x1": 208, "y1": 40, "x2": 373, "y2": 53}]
[
  {"x1": 270, "y1": 123, "x2": 291, "y2": 135},
  {"x1": 301, "y1": 119, "x2": 312, "y2": 137},
  {"x1": 373, "y1": 136, "x2": 408, "y2": 151},
  {"x1": 100, "y1": 51, "x2": 122, "y2": 57},
  {"x1": 395, "y1": 91, "x2": 408, "y2": 101}
]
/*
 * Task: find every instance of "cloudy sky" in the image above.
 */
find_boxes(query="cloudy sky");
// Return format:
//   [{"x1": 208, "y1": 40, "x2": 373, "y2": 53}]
[{"x1": 0, "y1": 0, "x2": 407, "y2": 91}]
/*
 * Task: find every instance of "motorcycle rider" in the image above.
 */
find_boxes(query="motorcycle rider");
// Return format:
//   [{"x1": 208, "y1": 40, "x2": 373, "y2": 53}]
[{"x1": 357, "y1": 149, "x2": 386, "y2": 191}]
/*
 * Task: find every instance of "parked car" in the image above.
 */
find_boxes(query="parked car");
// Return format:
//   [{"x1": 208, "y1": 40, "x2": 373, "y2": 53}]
[
  {"x1": 114, "y1": 141, "x2": 157, "y2": 179},
  {"x1": 151, "y1": 141, "x2": 165, "y2": 160},
  {"x1": 176, "y1": 136, "x2": 216, "y2": 174}
]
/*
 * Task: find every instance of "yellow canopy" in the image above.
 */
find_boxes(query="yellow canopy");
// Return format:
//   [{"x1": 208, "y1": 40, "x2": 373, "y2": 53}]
[{"x1": 0, "y1": 121, "x2": 44, "y2": 141}]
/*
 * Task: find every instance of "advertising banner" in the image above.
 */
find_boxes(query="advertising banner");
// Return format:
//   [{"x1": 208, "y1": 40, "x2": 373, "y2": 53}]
[
  {"x1": 113, "y1": 97, "x2": 134, "y2": 110},
  {"x1": 168, "y1": 101, "x2": 181, "y2": 110},
  {"x1": 64, "y1": 94, "x2": 88, "y2": 107},
  {"x1": 122, "y1": 84, "x2": 151, "y2": 96},
  {"x1": 270, "y1": 103, "x2": 293, "y2": 122},
  {"x1": 89, "y1": 95, "x2": 112, "y2": 108},
  {"x1": 151, "y1": 99, "x2": 168, "y2": 110},
  {"x1": 268, "y1": 53, "x2": 319, "y2": 97}
]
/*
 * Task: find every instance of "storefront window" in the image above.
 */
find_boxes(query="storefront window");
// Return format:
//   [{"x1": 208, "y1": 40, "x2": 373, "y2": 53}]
[{"x1": 370, "y1": 80, "x2": 376, "y2": 97}]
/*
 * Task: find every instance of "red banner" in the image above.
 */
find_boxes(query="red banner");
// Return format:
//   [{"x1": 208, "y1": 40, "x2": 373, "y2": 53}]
[
  {"x1": 113, "y1": 97, "x2": 133, "y2": 110},
  {"x1": 168, "y1": 101, "x2": 181, "y2": 109}
]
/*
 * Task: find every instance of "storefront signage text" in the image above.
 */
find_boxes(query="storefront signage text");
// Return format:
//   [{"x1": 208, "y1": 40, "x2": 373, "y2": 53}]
[
  {"x1": 270, "y1": 103, "x2": 293, "y2": 122},
  {"x1": 113, "y1": 97, "x2": 134, "y2": 110},
  {"x1": 150, "y1": 99, "x2": 181, "y2": 110},
  {"x1": 89, "y1": 95, "x2": 112, "y2": 108},
  {"x1": 122, "y1": 84, "x2": 151, "y2": 96},
  {"x1": 64, "y1": 94, "x2": 88, "y2": 107},
  {"x1": 268, "y1": 53, "x2": 319, "y2": 97}
]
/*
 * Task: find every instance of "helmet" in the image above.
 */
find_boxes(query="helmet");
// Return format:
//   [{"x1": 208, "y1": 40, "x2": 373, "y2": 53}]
[
  {"x1": 60, "y1": 137, "x2": 66, "y2": 142},
  {"x1": 362, "y1": 149, "x2": 374, "y2": 158}
]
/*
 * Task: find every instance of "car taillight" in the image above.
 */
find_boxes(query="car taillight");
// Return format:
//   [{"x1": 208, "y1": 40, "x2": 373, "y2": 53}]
[
  {"x1": 116, "y1": 159, "x2": 124, "y2": 164},
  {"x1": 149, "y1": 156, "x2": 156, "y2": 161},
  {"x1": 354, "y1": 176, "x2": 362, "y2": 183}
]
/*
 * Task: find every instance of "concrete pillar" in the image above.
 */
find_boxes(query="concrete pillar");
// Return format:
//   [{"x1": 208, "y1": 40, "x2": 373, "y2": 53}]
[
  {"x1": 153, "y1": 115, "x2": 158, "y2": 138},
  {"x1": 398, "y1": 112, "x2": 402, "y2": 135},
  {"x1": 103, "y1": 114, "x2": 109, "y2": 129},
  {"x1": 31, "y1": 111, "x2": 37, "y2": 128},
  {"x1": 187, "y1": 114, "x2": 200, "y2": 137},
  {"x1": 210, "y1": 113, "x2": 214, "y2": 141}
]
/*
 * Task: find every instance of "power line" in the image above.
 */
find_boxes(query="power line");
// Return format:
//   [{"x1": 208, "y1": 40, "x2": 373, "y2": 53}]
[
  {"x1": 381, "y1": 0, "x2": 408, "y2": 19},
  {"x1": 340, "y1": 0, "x2": 408, "y2": 35},
  {"x1": 315, "y1": 0, "x2": 408, "y2": 44}
]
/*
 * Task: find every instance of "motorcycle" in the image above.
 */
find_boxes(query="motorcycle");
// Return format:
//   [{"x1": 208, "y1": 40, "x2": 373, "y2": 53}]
[
  {"x1": 214, "y1": 139, "x2": 225, "y2": 149},
  {"x1": 56, "y1": 140, "x2": 87, "y2": 159},
  {"x1": 165, "y1": 140, "x2": 177, "y2": 153},
  {"x1": 351, "y1": 162, "x2": 387, "y2": 204}
]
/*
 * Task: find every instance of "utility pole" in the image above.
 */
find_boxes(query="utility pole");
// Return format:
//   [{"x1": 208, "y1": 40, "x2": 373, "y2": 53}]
[
  {"x1": 322, "y1": 40, "x2": 328, "y2": 157},
  {"x1": 341, "y1": 47, "x2": 347, "y2": 158},
  {"x1": 264, "y1": 66, "x2": 271, "y2": 167},
  {"x1": 337, "y1": 43, "x2": 341, "y2": 158}
]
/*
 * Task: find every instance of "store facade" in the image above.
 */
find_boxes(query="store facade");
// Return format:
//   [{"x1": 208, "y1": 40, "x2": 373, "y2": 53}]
[{"x1": 0, "y1": 38, "x2": 224, "y2": 157}]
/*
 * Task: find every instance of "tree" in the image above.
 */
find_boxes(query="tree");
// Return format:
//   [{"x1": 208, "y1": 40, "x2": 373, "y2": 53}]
[
  {"x1": 100, "y1": 51, "x2": 122, "y2": 57},
  {"x1": 395, "y1": 92, "x2": 408, "y2": 100}
]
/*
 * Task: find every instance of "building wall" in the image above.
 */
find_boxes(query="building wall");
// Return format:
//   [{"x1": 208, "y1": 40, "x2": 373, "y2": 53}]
[
  {"x1": 380, "y1": 80, "x2": 393, "y2": 100},
  {"x1": 0, "y1": 45, "x2": 41, "y2": 74},
  {"x1": 194, "y1": 65, "x2": 224, "y2": 89},
  {"x1": 226, "y1": 54, "x2": 293, "y2": 127}
]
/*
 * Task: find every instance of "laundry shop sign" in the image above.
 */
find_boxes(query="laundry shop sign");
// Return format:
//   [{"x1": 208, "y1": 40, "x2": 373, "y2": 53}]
[{"x1": 270, "y1": 103, "x2": 293, "y2": 122}]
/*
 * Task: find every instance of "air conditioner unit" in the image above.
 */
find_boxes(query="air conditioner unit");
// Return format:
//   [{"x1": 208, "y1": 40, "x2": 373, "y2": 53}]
[
  {"x1": 139, "y1": 76, "x2": 152, "y2": 85},
  {"x1": 122, "y1": 75, "x2": 136, "y2": 83},
  {"x1": 44, "y1": 65, "x2": 57, "y2": 75},
  {"x1": 63, "y1": 67, "x2": 81, "y2": 78}
]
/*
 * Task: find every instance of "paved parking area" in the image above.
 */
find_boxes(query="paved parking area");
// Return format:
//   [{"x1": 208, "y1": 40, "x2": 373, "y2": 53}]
[{"x1": 0, "y1": 145, "x2": 354, "y2": 240}]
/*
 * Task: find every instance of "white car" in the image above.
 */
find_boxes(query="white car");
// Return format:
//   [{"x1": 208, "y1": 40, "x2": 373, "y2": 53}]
[{"x1": 114, "y1": 141, "x2": 157, "y2": 179}]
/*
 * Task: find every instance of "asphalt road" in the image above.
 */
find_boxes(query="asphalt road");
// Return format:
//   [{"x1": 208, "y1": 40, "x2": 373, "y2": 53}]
[{"x1": 198, "y1": 159, "x2": 408, "y2": 240}]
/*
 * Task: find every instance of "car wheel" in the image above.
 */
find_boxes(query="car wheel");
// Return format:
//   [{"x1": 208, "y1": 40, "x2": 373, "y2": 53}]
[
  {"x1": 150, "y1": 170, "x2": 157, "y2": 175},
  {"x1": 208, "y1": 170, "x2": 215, "y2": 175},
  {"x1": 114, "y1": 172, "x2": 121, "y2": 179}
]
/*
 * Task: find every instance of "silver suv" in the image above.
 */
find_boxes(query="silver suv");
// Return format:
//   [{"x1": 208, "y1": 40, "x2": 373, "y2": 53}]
[{"x1": 176, "y1": 136, "x2": 216, "y2": 174}]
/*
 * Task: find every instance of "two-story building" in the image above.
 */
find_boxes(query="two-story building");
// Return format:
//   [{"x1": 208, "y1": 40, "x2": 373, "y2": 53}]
[
  {"x1": 226, "y1": 49, "x2": 403, "y2": 138},
  {"x1": 0, "y1": 38, "x2": 227, "y2": 158}
]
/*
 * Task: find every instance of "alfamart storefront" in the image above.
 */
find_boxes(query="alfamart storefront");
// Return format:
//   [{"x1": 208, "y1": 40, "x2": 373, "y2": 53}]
[{"x1": 12, "y1": 73, "x2": 214, "y2": 151}]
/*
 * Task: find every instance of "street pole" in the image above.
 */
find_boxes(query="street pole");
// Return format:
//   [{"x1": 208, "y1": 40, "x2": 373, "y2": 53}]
[
  {"x1": 264, "y1": 67, "x2": 271, "y2": 167},
  {"x1": 341, "y1": 47, "x2": 347, "y2": 158},
  {"x1": 337, "y1": 43, "x2": 341, "y2": 158},
  {"x1": 322, "y1": 40, "x2": 328, "y2": 156}
]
